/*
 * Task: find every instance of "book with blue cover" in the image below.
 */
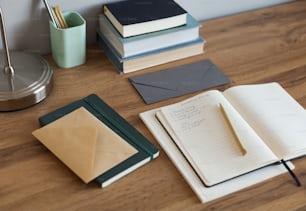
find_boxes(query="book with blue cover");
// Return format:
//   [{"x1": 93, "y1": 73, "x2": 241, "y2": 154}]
[
  {"x1": 103, "y1": 0, "x2": 187, "y2": 37},
  {"x1": 98, "y1": 13, "x2": 201, "y2": 57},
  {"x1": 97, "y1": 30, "x2": 205, "y2": 73}
]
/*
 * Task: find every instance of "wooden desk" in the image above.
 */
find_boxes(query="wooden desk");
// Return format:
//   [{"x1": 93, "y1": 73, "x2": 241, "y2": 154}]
[{"x1": 1, "y1": 1, "x2": 306, "y2": 210}]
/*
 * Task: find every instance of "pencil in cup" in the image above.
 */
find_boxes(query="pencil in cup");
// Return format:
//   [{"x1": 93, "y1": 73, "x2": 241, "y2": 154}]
[{"x1": 49, "y1": 11, "x2": 86, "y2": 68}]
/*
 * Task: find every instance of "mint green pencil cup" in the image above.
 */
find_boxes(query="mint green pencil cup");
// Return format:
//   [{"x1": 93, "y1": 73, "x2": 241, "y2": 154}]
[{"x1": 49, "y1": 11, "x2": 86, "y2": 68}]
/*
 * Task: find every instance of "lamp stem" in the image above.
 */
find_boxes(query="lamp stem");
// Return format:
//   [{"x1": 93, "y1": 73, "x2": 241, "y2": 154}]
[{"x1": 0, "y1": 7, "x2": 14, "y2": 91}]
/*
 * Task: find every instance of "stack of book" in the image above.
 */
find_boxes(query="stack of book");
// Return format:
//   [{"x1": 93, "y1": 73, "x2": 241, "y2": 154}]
[{"x1": 97, "y1": 0, "x2": 205, "y2": 74}]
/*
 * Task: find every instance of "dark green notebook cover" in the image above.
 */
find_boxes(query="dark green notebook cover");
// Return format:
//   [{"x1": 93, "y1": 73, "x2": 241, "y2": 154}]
[{"x1": 38, "y1": 94, "x2": 159, "y2": 187}]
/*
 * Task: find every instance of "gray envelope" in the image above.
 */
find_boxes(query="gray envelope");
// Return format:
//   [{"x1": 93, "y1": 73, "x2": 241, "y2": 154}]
[{"x1": 129, "y1": 59, "x2": 230, "y2": 104}]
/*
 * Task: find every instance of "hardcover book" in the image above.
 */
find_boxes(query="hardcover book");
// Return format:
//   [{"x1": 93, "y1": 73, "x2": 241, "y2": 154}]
[
  {"x1": 98, "y1": 13, "x2": 201, "y2": 57},
  {"x1": 103, "y1": 0, "x2": 187, "y2": 37},
  {"x1": 32, "y1": 94, "x2": 159, "y2": 187},
  {"x1": 97, "y1": 30, "x2": 205, "y2": 73}
]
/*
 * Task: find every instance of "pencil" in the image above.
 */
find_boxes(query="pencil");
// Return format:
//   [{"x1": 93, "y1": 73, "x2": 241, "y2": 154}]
[
  {"x1": 219, "y1": 103, "x2": 247, "y2": 156},
  {"x1": 53, "y1": 6, "x2": 68, "y2": 28}
]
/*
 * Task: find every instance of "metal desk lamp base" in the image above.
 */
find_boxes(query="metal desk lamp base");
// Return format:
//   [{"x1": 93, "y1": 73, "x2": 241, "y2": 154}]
[
  {"x1": 0, "y1": 52, "x2": 53, "y2": 111},
  {"x1": 0, "y1": 8, "x2": 53, "y2": 111}
]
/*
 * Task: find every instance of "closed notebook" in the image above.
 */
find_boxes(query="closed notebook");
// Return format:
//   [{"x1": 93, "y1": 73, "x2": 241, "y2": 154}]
[
  {"x1": 33, "y1": 94, "x2": 159, "y2": 187},
  {"x1": 32, "y1": 107, "x2": 137, "y2": 183}
]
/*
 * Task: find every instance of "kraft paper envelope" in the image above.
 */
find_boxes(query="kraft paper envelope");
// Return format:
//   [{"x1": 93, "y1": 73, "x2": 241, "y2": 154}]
[
  {"x1": 32, "y1": 107, "x2": 137, "y2": 183},
  {"x1": 129, "y1": 59, "x2": 230, "y2": 104}
]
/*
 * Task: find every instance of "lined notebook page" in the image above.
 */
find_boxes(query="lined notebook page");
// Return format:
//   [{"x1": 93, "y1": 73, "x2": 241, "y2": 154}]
[
  {"x1": 224, "y1": 82, "x2": 306, "y2": 160},
  {"x1": 157, "y1": 90, "x2": 278, "y2": 186}
]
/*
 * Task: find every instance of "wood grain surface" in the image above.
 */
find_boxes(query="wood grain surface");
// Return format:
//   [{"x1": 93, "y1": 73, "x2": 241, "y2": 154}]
[{"x1": 1, "y1": 1, "x2": 306, "y2": 210}]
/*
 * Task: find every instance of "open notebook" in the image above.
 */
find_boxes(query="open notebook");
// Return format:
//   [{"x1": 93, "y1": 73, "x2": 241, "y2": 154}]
[{"x1": 140, "y1": 82, "x2": 304, "y2": 201}]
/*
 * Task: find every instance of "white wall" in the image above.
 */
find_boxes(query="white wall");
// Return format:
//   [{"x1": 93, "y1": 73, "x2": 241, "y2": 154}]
[
  {"x1": 0, "y1": 0, "x2": 293, "y2": 54},
  {"x1": 177, "y1": 0, "x2": 293, "y2": 20}
]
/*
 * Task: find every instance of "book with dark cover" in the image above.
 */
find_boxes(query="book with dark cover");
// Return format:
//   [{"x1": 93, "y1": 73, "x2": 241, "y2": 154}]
[
  {"x1": 103, "y1": 0, "x2": 187, "y2": 37},
  {"x1": 38, "y1": 94, "x2": 159, "y2": 187}
]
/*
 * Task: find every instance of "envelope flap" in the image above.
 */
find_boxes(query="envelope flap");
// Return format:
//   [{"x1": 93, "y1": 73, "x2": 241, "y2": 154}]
[
  {"x1": 129, "y1": 71, "x2": 180, "y2": 91},
  {"x1": 92, "y1": 112, "x2": 138, "y2": 177},
  {"x1": 129, "y1": 60, "x2": 215, "y2": 91}
]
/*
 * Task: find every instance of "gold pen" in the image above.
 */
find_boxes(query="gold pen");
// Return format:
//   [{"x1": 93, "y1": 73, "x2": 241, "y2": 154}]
[{"x1": 219, "y1": 103, "x2": 247, "y2": 156}]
